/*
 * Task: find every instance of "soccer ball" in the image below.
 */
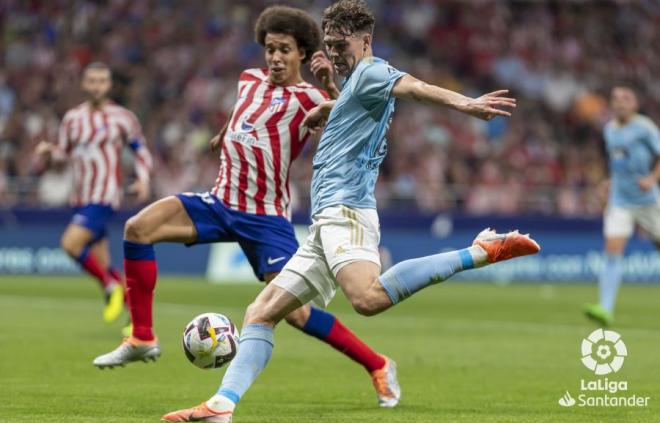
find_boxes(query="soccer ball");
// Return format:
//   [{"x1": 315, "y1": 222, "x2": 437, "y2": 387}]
[{"x1": 182, "y1": 313, "x2": 240, "y2": 369}]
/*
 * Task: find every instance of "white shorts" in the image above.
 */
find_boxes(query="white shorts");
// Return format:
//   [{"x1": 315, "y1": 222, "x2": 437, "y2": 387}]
[
  {"x1": 603, "y1": 203, "x2": 660, "y2": 240},
  {"x1": 272, "y1": 205, "x2": 381, "y2": 308}
]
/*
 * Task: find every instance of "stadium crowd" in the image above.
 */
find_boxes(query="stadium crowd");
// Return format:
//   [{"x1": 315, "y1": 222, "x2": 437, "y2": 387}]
[{"x1": 1, "y1": 0, "x2": 658, "y2": 215}]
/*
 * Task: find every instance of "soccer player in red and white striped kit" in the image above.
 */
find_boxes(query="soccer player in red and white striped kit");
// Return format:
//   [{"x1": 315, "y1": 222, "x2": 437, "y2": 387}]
[
  {"x1": 93, "y1": 5, "x2": 400, "y2": 408},
  {"x1": 36, "y1": 62, "x2": 152, "y2": 323}
]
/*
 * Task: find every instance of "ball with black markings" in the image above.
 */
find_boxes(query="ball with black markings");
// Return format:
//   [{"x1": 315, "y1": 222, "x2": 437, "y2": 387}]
[{"x1": 182, "y1": 313, "x2": 240, "y2": 369}]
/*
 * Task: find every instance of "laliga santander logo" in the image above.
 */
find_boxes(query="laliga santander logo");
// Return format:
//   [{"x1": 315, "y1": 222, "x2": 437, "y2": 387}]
[
  {"x1": 557, "y1": 329, "x2": 649, "y2": 408},
  {"x1": 581, "y1": 329, "x2": 627, "y2": 375}
]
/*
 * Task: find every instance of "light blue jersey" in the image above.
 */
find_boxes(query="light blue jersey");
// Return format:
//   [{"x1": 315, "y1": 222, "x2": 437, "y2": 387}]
[
  {"x1": 604, "y1": 114, "x2": 660, "y2": 206},
  {"x1": 310, "y1": 57, "x2": 406, "y2": 215}
]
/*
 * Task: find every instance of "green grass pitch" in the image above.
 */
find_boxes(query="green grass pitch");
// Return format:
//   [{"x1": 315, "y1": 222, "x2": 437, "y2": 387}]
[{"x1": 1, "y1": 276, "x2": 659, "y2": 422}]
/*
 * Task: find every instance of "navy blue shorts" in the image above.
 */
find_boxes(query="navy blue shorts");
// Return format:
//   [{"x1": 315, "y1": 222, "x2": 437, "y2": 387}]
[
  {"x1": 176, "y1": 192, "x2": 298, "y2": 281},
  {"x1": 71, "y1": 204, "x2": 116, "y2": 243}
]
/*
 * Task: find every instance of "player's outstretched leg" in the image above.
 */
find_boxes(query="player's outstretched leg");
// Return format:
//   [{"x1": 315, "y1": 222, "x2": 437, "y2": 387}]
[
  {"x1": 92, "y1": 240, "x2": 161, "y2": 368},
  {"x1": 93, "y1": 197, "x2": 197, "y2": 368},
  {"x1": 377, "y1": 228, "x2": 540, "y2": 307},
  {"x1": 584, "y1": 253, "x2": 622, "y2": 326},
  {"x1": 90, "y1": 238, "x2": 126, "y2": 323},
  {"x1": 61, "y1": 225, "x2": 124, "y2": 322},
  {"x1": 263, "y1": 267, "x2": 399, "y2": 407},
  {"x1": 584, "y1": 236, "x2": 626, "y2": 327},
  {"x1": 162, "y1": 284, "x2": 301, "y2": 422},
  {"x1": 286, "y1": 305, "x2": 400, "y2": 407}
]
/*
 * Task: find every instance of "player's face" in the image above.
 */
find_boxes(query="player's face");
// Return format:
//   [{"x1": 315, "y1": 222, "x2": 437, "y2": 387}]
[
  {"x1": 82, "y1": 69, "x2": 112, "y2": 103},
  {"x1": 323, "y1": 30, "x2": 370, "y2": 76},
  {"x1": 610, "y1": 87, "x2": 638, "y2": 120},
  {"x1": 264, "y1": 33, "x2": 304, "y2": 86}
]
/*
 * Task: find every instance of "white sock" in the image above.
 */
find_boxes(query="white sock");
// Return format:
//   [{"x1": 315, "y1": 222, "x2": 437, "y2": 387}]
[
  {"x1": 206, "y1": 394, "x2": 236, "y2": 412},
  {"x1": 469, "y1": 245, "x2": 489, "y2": 267},
  {"x1": 104, "y1": 282, "x2": 119, "y2": 295}
]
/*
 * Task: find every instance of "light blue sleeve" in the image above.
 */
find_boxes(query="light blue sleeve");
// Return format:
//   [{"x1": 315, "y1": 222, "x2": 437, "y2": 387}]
[{"x1": 354, "y1": 62, "x2": 406, "y2": 108}]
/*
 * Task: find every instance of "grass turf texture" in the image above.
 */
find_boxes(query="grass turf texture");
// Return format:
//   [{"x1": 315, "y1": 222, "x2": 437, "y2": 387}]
[{"x1": 1, "y1": 276, "x2": 659, "y2": 423}]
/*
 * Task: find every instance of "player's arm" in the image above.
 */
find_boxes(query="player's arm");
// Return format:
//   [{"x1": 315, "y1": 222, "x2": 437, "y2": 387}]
[
  {"x1": 124, "y1": 113, "x2": 152, "y2": 203},
  {"x1": 210, "y1": 108, "x2": 234, "y2": 152},
  {"x1": 35, "y1": 114, "x2": 72, "y2": 169},
  {"x1": 639, "y1": 161, "x2": 660, "y2": 191},
  {"x1": 598, "y1": 134, "x2": 611, "y2": 203},
  {"x1": 34, "y1": 141, "x2": 56, "y2": 170},
  {"x1": 391, "y1": 74, "x2": 516, "y2": 120},
  {"x1": 310, "y1": 51, "x2": 340, "y2": 99},
  {"x1": 302, "y1": 100, "x2": 336, "y2": 135},
  {"x1": 638, "y1": 121, "x2": 660, "y2": 191}
]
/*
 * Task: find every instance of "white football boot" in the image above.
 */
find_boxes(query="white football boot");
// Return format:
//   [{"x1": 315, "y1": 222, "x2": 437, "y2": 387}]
[
  {"x1": 93, "y1": 336, "x2": 161, "y2": 368},
  {"x1": 371, "y1": 355, "x2": 401, "y2": 408}
]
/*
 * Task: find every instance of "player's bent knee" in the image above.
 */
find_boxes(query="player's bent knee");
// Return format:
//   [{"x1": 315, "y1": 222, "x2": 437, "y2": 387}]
[
  {"x1": 350, "y1": 296, "x2": 379, "y2": 317},
  {"x1": 124, "y1": 215, "x2": 150, "y2": 243},
  {"x1": 60, "y1": 237, "x2": 74, "y2": 256},
  {"x1": 60, "y1": 234, "x2": 81, "y2": 257},
  {"x1": 244, "y1": 301, "x2": 278, "y2": 327}
]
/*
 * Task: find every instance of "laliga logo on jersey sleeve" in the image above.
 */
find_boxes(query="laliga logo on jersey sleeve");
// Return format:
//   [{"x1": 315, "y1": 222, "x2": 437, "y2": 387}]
[{"x1": 581, "y1": 328, "x2": 626, "y2": 375}]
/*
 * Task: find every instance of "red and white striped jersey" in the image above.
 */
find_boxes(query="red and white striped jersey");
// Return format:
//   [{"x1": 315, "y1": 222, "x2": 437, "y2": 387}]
[
  {"x1": 211, "y1": 68, "x2": 329, "y2": 217},
  {"x1": 55, "y1": 101, "x2": 153, "y2": 208}
]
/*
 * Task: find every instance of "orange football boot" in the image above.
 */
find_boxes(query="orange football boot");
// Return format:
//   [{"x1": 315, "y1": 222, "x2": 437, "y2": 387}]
[
  {"x1": 472, "y1": 228, "x2": 540, "y2": 263},
  {"x1": 161, "y1": 403, "x2": 232, "y2": 422},
  {"x1": 370, "y1": 355, "x2": 401, "y2": 408}
]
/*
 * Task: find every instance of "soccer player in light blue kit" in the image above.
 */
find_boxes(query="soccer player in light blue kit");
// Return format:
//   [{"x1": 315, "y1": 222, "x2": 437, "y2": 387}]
[
  {"x1": 584, "y1": 86, "x2": 660, "y2": 326},
  {"x1": 162, "y1": 1, "x2": 540, "y2": 421}
]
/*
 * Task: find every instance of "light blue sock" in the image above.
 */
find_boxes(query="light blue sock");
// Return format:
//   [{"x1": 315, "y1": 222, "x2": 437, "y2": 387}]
[
  {"x1": 599, "y1": 253, "x2": 623, "y2": 313},
  {"x1": 379, "y1": 246, "x2": 485, "y2": 304},
  {"x1": 215, "y1": 324, "x2": 274, "y2": 405}
]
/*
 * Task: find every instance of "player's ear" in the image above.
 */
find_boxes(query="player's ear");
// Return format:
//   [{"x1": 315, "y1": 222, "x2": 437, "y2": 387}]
[
  {"x1": 362, "y1": 32, "x2": 372, "y2": 52},
  {"x1": 298, "y1": 47, "x2": 306, "y2": 63}
]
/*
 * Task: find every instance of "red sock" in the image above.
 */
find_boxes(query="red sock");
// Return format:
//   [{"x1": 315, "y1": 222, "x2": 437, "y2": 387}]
[
  {"x1": 123, "y1": 241, "x2": 158, "y2": 341},
  {"x1": 77, "y1": 248, "x2": 113, "y2": 290},
  {"x1": 125, "y1": 259, "x2": 157, "y2": 341},
  {"x1": 302, "y1": 307, "x2": 386, "y2": 373},
  {"x1": 108, "y1": 267, "x2": 123, "y2": 283},
  {"x1": 326, "y1": 319, "x2": 386, "y2": 372}
]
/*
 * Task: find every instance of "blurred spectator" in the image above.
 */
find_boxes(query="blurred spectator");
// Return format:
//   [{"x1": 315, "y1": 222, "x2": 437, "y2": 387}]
[{"x1": 0, "y1": 0, "x2": 658, "y2": 216}]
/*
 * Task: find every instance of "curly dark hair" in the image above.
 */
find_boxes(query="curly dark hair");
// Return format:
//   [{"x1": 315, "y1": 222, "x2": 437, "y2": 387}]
[
  {"x1": 322, "y1": 0, "x2": 375, "y2": 36},
  {"x1": 254, "y1": 5, "x2": 321, "y2": 64}
]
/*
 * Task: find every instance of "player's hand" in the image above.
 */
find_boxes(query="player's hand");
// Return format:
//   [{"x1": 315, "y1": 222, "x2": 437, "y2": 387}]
[
  {"x1": 35, "y1": 140, "x2": 53, "y2": 157},
  {"x1": 210, "y1": 133, "x2": 223, "y2": 152},
  {"x1": 638, "y1": 175, "x2": 657, "y2": 192},
  {"x1": 303, "y1": 100, "x2": 335, "y2": 135},
  {"x1": 33, "y1": 140, "x2": 55, "y2": 170},
  {"x1": 128, "y1": 179, "x2": 150, "y2": 203},
  {"x1": 461, "y1": 90, "x2": 516, "y2": 120},
  {"x1": 310, "y1": 51, "x2": 339, "y2": 98}
]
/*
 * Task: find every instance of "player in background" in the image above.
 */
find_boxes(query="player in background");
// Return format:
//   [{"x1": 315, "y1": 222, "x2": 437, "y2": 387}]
[
  {"x1": 161, "y1": 1, "x2": 540, "y2": 421},
  {"x1": 93, "y1": 6, "x2": 400, "y2": 408},
  {"x1": 35, "y1": 62, "x2": 152, "y2": 324},
  {"x1": 584, "y1": 86, "x2": 660, "y2": 326}
]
